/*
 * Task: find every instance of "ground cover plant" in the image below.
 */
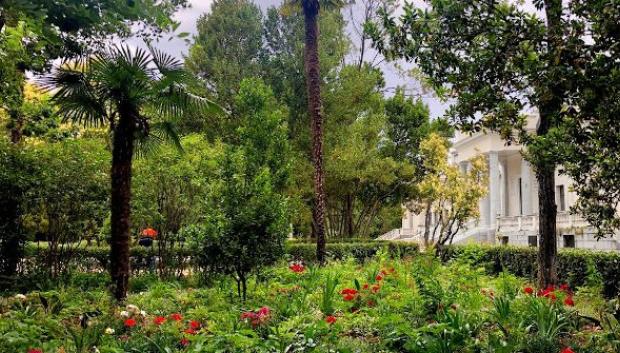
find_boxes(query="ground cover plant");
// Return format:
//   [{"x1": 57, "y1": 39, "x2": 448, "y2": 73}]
[{"x1": 1, "y1": 250, "x2": 618, "y2": 353}]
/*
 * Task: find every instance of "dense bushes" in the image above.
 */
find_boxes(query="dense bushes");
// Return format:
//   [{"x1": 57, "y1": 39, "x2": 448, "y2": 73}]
[
  {"x1": 442, "y1": 244, "x2": 620, "y2": 298},
  {"x1": 15, "y1": 242, "x2": 620, "y2": 299},
  {"x1": 286, "y1": 241, "x2": 419, "y2": 263}
]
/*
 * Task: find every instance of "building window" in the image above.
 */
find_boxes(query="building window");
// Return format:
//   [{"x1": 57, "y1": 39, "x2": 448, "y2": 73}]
[
  {"x1": 563, "y1": 234, "x2": 575, "y2": 248},
  {"x1": 518, "y1": 177, "x2": 523, "y2": 215},
  {"x1": 528, "y1": 236, "x2": 538, "y2": 247},
  {"x1": 556, "y1": 185, "x2": 566, "y2": 212},
  {"x1": 500, "y1": 236, "x2": 509, "y2": 245}
]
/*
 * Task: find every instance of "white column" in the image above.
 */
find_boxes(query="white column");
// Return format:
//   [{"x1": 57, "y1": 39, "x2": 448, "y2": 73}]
[
  {"x1": 488, "y1": 151, "x2": 500, "y2": 243},
  {"x1": 521, "y1": 158, "x2": 533, "y2": 215}
]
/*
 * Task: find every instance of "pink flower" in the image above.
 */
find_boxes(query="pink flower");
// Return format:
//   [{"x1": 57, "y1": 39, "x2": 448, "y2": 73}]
[
  {"x1": 28, "y1": 349, "x2": 43, "y2": 353},
  {"x1": 180, "y1": 338, "x2": 189, "y2": 347},
  {"x1": 325, "y1": 315, "x2": 337, "y2": 324},
  {"x1": 170, "y1": 313, "x2": 183, "y2": 321},
  {"x1": 240, "y1": 306, "x2": 271, "y2": 327},
  {"x1": 154, "y1": 316, "x2": 166, "y2": 325},
  {"x1": 124, "y1": 318, "x2": 137, "y2": 328}
]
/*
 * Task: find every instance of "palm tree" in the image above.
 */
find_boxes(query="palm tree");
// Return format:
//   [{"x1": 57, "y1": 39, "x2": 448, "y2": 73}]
[
  {"x1": 292, "y1": 0, "x2": 346, "y2": 265},
  {"x1": 44, "y1": 45, "x2": 222, "y2": 300}
]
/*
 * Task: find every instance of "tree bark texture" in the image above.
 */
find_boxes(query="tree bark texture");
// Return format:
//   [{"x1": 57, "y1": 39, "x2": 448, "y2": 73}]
[
  {"x1": 109, "y1": 114, "x2": 135, "y2": 301},
  {"x1": 303, "y1": 0, "x2": 327, "y2": 265}
]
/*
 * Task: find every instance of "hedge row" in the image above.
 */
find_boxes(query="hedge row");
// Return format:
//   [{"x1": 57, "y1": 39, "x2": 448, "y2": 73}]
[
  {"x1": 442, "y1": 244, "x2": 620, "y2": 298},
  {"x1": 21, "y1": 242, "x2": 620, "y2": 297},
  {"x1": 21, "y1": 241, "x2": 420, "y2": 272},
  {"x1": 286, "y1": 241, "x2": 419, "y2": 262}
]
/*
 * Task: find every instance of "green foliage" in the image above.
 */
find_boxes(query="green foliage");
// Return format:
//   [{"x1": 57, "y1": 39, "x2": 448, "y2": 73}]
[
  {"x1": 0, "y1": 138, "x2": 38, "y2": 280},
  {"x1": 3, "y1": 256, "x2": 616, "y2": 353},
  {"x1": 197, "y1": 79, "x2": 291, "y2": 300},
  {"x1": 443, "y1": 244, "x2": 620, "y2": 298},
  {"x1": 186, "y1": 0, "x2": 264, "y2": 114}
]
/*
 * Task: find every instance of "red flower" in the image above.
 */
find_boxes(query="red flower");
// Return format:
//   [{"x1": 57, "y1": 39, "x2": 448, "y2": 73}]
[
  {"x1": 289, "y1": 263, "x2": 305, "y2": 273},
  {"x1": 124, "y1": 318, "x2": 137, "y2": 328},
  {"x1": 343, "y1": 294, "x2": 356, "y2": 301},
  {"x1": 560, "y1": 348, "x2": 575, "y2": 353},
  {"x1": 325, "y1": 315, "x2": 337, "y2": 324},
  {"x1": 241, "y1": 306, "x2": 271, "y2": 327},
  {"x1": 170, "y1": 313, "x2": 183, "y2": 321},
  {"x1": 141, "y1": 227, "x2": 158, "y2": 239},
  {"x1": 362, "y1": 283, "x2": 369, "y2": 290},
  {"x1": 524, "y1": 286, "x2": 534, "y2": 295},
  {"x1": 180, "y1": 338, "x2": 190, "y2": 347},
  {"x1": 27, "y1": 349, "x2": 43, "y2": 353},
  {"x1": 564, "y1": 296, "x2": 575, "y2": 307},
  {"x1": 189, "y1": 320, "x2": 201, "y2": 330},
  {"x1": 371, "y1": 284, "x2": 380, "y2": 293},
  {"x1": 154, "y1": 316, "x2": 166, "y2": 326},
  {"x1": 340, "y1": 288, "x2": 358, "y2": 295},
  {"x1": 184, "y1": 328, "x2": 197, "y2": 335},
  {"x1": 375, "y1": 274, "x2": 383, "y2": 281}
]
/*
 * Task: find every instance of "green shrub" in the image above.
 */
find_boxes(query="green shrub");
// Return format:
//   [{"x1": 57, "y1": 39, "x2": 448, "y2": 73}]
[{"x1": 443, "y1": 244, "x2": 620, "y2": 297}]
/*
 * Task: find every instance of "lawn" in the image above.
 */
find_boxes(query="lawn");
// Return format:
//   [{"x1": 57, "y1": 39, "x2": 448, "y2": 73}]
[{"x1": 1, "y1": 251, "x2": 618, "y2": 353}]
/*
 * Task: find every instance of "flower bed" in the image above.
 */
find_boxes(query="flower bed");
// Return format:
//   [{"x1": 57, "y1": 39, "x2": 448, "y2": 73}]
[{"x1": 1, "y1": 254, "x2": 618, "y2": 353}]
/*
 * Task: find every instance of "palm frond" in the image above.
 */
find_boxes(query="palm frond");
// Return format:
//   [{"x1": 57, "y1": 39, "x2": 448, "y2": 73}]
[
  {"x1": 42, "y1": 60, "x2": 108, "y2": 127},
  {"x1": 133, "y1": 121, "x2": 184, "y2": 158}
]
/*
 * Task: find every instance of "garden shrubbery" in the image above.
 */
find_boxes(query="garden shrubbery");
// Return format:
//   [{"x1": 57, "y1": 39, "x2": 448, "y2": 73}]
[
  {"x1": 2, "y1": 255, "x2": 619, "y2": 353},
  {"x1": 443, "y1": 244, "x2": 620, "y2": 298}
]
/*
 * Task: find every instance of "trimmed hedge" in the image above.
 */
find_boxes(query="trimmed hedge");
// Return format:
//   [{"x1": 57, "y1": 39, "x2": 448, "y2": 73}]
[
  {"x1": 21, "y1": 241, "x2": 419, "y2": 273},
  {"x1": 443, "y1": 244, "x2": 620, "y2": 298},
  {"x1": 286, "y1": 241, "x2": 419, "y2": 263}
]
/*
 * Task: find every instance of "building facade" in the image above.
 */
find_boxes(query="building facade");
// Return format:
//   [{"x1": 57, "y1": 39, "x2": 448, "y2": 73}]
[{"x1": 381, "y1": 119, "x2": 620, "y2": 251}]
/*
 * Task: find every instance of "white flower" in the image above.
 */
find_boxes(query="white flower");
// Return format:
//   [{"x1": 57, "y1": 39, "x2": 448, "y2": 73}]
[
  {"x1": 104, "y1": 327, "x2": 115, "y2": 335},
  {"x1": 140, "y1": 310, "x2": 147, "y2": 317},
  {"x1": 14, "y1": 294, "x2": 27, "y2": 301},
  {"x1": 92, "y1": 346, "x2": 100, "y2": 353},
  {"x1": 120, "y1": 310, "x2": 130, "y2": 318}
]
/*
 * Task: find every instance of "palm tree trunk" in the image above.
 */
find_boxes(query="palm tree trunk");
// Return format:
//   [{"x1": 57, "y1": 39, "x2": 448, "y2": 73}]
[
  {"x1": 302, "y1": 0, "x2": 327, "y2": 265},
  {"x1": 110, "y1": 115, "x2": 135, "y2": 301}
]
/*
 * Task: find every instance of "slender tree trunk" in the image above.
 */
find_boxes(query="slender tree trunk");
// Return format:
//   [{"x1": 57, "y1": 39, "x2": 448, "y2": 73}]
[
  {"x1": 109, "y1": 115, "x2": 135, "y2": 301},
  {"x1": 423, "y1": 201, "x2": 432, "y2": 249},
  {"x1": 302, "y1": 0, "x2": 327, "y2": 265},
  {"x1": 534, "y1": 0, "x2": 563, "y2": 288},
  {"x1": 344, "y1": 194, "x2": 354, "y2": 237},
  {"x1": 9, "y1": 109, "x2": 23, "y2": 144}
]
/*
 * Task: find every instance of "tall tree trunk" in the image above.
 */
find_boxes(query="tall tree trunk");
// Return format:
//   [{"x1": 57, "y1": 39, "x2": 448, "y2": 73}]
[
  {"x1": 109, "y1": 115, "x2": 135, "y2": 301},
  {"x1": 534, "y1": 0, "x2": 563, "y2": 288},
  {"x1": 302, "y1": 0, "x2": 327, "y2": 265}
]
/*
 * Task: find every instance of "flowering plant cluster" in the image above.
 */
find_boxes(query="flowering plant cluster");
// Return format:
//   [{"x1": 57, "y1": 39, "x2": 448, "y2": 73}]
[
  {"x1": 240, "y1": 306, "x2": 271, "y2": 328},
  {"x1": 522, "y1": 283, "x2": 575, "y2": 307}
]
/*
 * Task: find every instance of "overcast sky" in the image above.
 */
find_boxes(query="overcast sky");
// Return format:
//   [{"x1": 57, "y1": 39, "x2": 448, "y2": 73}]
[{"x1": 126, "y1": 0, "x2": 541, "y2": 118}]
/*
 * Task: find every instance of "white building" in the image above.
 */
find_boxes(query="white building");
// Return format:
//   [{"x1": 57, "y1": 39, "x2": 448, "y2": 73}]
[{"x1": 381, "y1": 117, "x2": 620, "y2": 251}]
